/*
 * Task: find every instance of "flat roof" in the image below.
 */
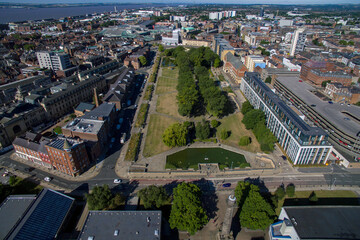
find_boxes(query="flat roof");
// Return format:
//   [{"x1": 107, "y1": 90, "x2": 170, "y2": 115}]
[
  {"x1": 0, "y1": 195, "x2": 36, "y2": 240},
  {"x1": 276, "y1": 76, "x2": 360, "y2": 138},
  {"x1": 78, "y1": 211, "x2": 162, "y2": 240},
  {"x1": 63, "y1": 118, "x2": 104, "y2": 135},
  {"x1": 283, "y1": 206, "x2": 360, "y2": 239}
]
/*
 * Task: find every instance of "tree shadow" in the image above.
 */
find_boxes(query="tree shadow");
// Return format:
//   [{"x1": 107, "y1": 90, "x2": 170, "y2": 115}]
[
  {"x1": 120, "y1": 180, "x2": 139, "y2": 196},
  {"x1": 163, "y1": 180, "x2": 183, "y2": 195},
  {"x1": 231, "y1": 208, "x2": 241, "y2": 239},
  {"x1": 69, "y1": 183, "x2": 89, "y2": 197},
  {"x1": 193, "y1": 178, "x2": 218, "y2": 219},
  {"x1": 244, "y1": 177, "x2": 269, "y2": 193}
]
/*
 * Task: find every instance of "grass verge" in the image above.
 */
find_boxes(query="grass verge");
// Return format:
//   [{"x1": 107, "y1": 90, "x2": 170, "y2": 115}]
[
  {"x1": 125, "y1": 133, "x2": 141, "y2": 161},
  {"x1": 135, "y1": 103, "x2": 149, "y2": 128}
]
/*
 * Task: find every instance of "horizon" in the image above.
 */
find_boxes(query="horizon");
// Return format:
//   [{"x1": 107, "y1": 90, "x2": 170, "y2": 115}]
[{"x1": 0, "y1": 1, "x2": 359, "y2": 5}]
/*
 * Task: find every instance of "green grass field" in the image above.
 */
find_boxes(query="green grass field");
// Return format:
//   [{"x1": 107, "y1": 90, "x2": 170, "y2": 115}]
[
  {"x1": 143, "y1": 114, "x2": 177, "y2": 157},
  {"x1": 155, "y1": 67, "x2": 178, "y2": 95},
  {"x1": 217, "y1": 112, "x2": 261, "y2": 153},
  {"x1": 166, "y1": 148, "x2": 249, "y2": 170},
  {"x1": 275, "y1": 190, "x2": 359, "y2": 215}
]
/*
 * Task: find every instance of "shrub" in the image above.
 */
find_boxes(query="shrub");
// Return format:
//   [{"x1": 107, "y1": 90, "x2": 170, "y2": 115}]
[
  {"x1": 220, "y1": 129, "x2": 229, "y2": 140},
  {"x1": 239, "y1": 136, "x2": 251, "y2": 146},
  {"x1": 286, "y1": 184, "x2": 295, "y2": 197},
  {"x1": 210, "y1": 119, "x2": 220, "y2": 128}
]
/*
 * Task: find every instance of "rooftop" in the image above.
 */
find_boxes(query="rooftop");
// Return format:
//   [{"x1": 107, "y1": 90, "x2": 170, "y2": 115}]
[
  {"x1": 283, "y1": 206, "x2": 360, "y2": 239},
  {"x1": 78, "y1": 210, "x2": 162, "y2": 240},
  {"x1": 276, "y1": 75, "x2": 360, "y2": 138},
  {"x1": 63, "y1": 118, "x2": 104, "y2": 135},
  {"x1": 47, "y1": 137, "x2": 83, "y2": 150},
  {"x1": 75, "y1": 102, "x2": 95, "y2": 113},
  {"x1": 0, "y1": 195, "x2": 36, "y2": 240},
  {"x1": 82, "y1": 102, "x2": 116, "y2": 120}
]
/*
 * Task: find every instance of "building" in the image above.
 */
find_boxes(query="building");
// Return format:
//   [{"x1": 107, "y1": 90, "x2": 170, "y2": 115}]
[
  {"x1": 12, "y1": 132, "x2": 52, "y2": 168},
  {"x1": 279, "y1": 19, "x2": 293, "y2": 27},
  {"x1": 273, "y1": 75, "x2": 360, "y2": 167},
  {"x1": 245, "y1": 55, "x2": 266, "y2": 72},
  {"x1": 182, "y1": 39, "x2": 211, "y2": 47},
  {"x1": 307, "y1": 70, "x2": 353, "y2": 86},
  {"x1": 223, "y1": 52, "x2": 247, "y2": 83},
  {"x1": 36, "y1": 51, "x2": 72, "y2": 71},
  {"x1": 325, "y1": 82, "x2": 360, "y2": 104},
  {"x1": 209, "y1": 11, "x2": 236, "y2": 20},
  {"x1": 241, "y1": 73, "x2": 331, "y2": 165},
  {"x1": 74, "y1": 102, "x2": 95, "y2": 117},
  {"x1": 169, "y1": 15, "x2": 187, "y2": 21},
  {"x1": 162, "y1": 29, "x2": 181, "y2": 45},
  {"x1": 290, "y1": 28, "x2": 306, "y2": 57},
  {"x1": 40, "y1": 75, "x2": 107, "y2": 120},
  {"x1": 78, "y1": 211, "x2": 162, "y2": 240},
  {"x1": 45, "y1": 137, "x2": 90, "y2": 176},
  {"x1": 300, "y1": 59, "x2": 335, "y2": 81},
  {"x1": 213, "y1": 36, "x2": 235, "y2": 61},
  {"x1": 0, "y1": 189, "x2": 74, "y2": 240},
  {"x1": 269, "y1": 206, "x2": 360, "y2": 240}
]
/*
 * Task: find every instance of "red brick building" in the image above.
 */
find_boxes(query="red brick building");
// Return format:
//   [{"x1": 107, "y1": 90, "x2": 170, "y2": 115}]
[
  {"x1": 223, "y1": 52, "x2": 247, "y2": 83},
  {"x1": 307, "y1": 69, "x2": 353, "y2": 86},
  {"x1": 45, "y1": 137, "x2": 90, "y2": 176},
  {"x1": 300, "y1": 60, "x2": 335, "y2": 81}
]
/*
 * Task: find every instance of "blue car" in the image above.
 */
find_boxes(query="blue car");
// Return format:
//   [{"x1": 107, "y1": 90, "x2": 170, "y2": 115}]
[{"x1": 222, "y1": 183, "x2": 231, "y2": 187}]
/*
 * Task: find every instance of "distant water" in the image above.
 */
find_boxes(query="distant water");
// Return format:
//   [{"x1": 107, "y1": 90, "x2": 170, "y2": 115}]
[{"x1": 0, "y1": 4, "x2": 161, "y2": 24}]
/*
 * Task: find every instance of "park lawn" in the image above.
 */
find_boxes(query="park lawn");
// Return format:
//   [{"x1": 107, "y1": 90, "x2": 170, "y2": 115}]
[
  {"x1": 155, "y1": 76, "x2": 178, "y2": 95},
  {"x1": 161, "y1": 67, "x2": 178, "y2": 78},
  {"x1": 143, "y1": 114, "x2": 178, "y2": 157},
  {"x1": 217, "y1": 112, "x2": 261, "y2": 153},
  {"x1": 275, "y1": 190, "x2": 358, "y2": 215},
  {"x1": 156, "y1": 92, "x2": 184, "y2": 120}
]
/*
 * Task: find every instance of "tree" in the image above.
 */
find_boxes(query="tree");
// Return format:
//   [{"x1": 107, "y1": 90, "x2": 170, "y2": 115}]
[
  {"x1": 309, "y1": 191, "x2": 318, "y2": 202},
  {"x1": 169, "y1": 182, "x2": 208, "y2": 235},
  {"x1": 275, "y1": 186, "x2": 285, "y2": 200},
  {"x1": 240, "y1": 185, "x2": 275, "y2": 230},
  {"x1": 86, "y1": 185, "x2": 113, "y2": 210},
  {"x1": 220, "y1": 129, "x2": 229, "y2": 140},
  {"x1": 53, "y1": 126, "x2": 62, "y2": 135},
  {"x1": 286, "y1": 184, "x2": 295, "y2": 197},
  {"x1": 162, "y1": 123, "x2": 188, "y2": 147},
  {"x1": 213, "y1": 58, "x2": 221, "y2": 68},
  {"x1": 239, "y1": 136, "x2": 251, "y2": 146},
  {"x1": 265, "y1": 76, "x2": 272, "y2": 84},
  {"x1": 234, "y1": 181, "x2": 251, "y2": 207},
  {"x1": 9, "y1": 176, "x2": 17, "y2": 186},
  {"x1": 210, "y1": 119, "x2": 220, "y2": 128},
  {"x1": 158, "y1": 44, "x2": 164, "y2": 52},
  {"x1": 195, "y1": 119, "x2": 210, "y2": 140},
  {"x1": 139, "y1": 56, "x2": 147, "y2": 66},
  {"x1": 241, "y1": 101, "x2": 254, "y2": 115},
  {"x1": 242, "y1": 109, "x2": 265, "y2": 130},
  {"x1": 109, "y1": 193, "x2": 126, "y2": 210},
  {"x1": 138, "y1": 185, "x2": 168, "y2": 209},
  {"x1": 321, "y1": 80, "x2": 331, "y2": 88}
]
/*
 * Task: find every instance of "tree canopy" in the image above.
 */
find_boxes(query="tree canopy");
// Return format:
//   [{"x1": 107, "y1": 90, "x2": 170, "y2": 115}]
[
  {"x1": 239, "y1": 185, "x2": 276, "y2": 230},
  {"x1": 241, "y1": 100, "x2": 254, "y2": 115},
  {"x1": 139, "y1": 56, "x2": 147, "y2": 66},
  {"x1": 162, "y1": 122, "x2": 189, "y2": 147},
  {"x1": 138, "y1": 185, "x2": 168, "y2": 209},
  {"x1": 195, "y1": 119, "x2": 211, "y2": 140},
  {"x1": 169, "y1": 182, "x2": 208, "y2": 235},
  {"x1": 86, "y1": 185, "x2": 113, "y2": 210}
]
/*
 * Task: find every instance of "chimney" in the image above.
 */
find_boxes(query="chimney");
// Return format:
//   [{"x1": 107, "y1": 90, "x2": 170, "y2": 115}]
[{"x1": 94, "y1": 87, "x2": 99, "y2": 107}]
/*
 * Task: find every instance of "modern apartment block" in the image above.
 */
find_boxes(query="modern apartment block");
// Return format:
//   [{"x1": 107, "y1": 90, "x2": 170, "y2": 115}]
[
  {"x1": 209, "y1": 11, "x2": 236, "y2": 20},
  {"x1": 245, "y1": 55, "x2": 266, "y2": 72},
  {"x1": 36, "y1": 51, "x2": 72, "y2": 71},
  {"x1": 289, "y1": 28, "x2": 306, "y2": 57},
  {"x1": 240, "y1": 72, "x2": 332, "y2": 165},
  {"x1": 213, "y1": 35, "x2": 235, "y2": 61}
]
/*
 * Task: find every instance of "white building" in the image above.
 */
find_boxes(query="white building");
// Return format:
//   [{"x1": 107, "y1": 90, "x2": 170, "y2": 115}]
[
  {"x1": 209, "y1": 11, "x2": 236, "y2": 20},
  {"x1": 279, "y1": 19, "x2": 294, "y2": 27},
  {"x1": 36, "y1": 51, "x2": 71, "y2": 71},
  {"x1": 240, "y1": 72, "x2": 331, "y2": 165},
  {"x1": 289, "y1": 28, "x2": 306, "y2": 57},
  {"x1": 161, "y1": 29, "x2": 181, "y2": 45},
  {"x1": 169, "y1": 16, "x2": 187, "y2": 21}
]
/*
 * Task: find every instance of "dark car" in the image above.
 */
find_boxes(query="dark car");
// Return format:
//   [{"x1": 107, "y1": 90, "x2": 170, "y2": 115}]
[
  {"x1": 310, "y1": 104, "x2": 316, "y2": 107},
  {"x1": 222, "y1": 183, "x2": 231, "y2": 187},
  {"x1": 328, "y1": 101, "x2": 333, "y2": 104}
]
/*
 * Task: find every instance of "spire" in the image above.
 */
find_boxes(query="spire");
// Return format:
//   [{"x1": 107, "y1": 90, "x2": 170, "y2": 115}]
[{"x1": 63, "y1": 139, "x2": 72, "y2": 151}]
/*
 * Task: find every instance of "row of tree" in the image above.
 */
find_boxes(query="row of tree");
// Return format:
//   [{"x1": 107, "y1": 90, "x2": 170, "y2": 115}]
[
  {"x1": 241, "y1": 101, "x2": 277, "y2": 152},
  {"x1": 164, "y1": 46, "x2": 226, "y2": 117}
]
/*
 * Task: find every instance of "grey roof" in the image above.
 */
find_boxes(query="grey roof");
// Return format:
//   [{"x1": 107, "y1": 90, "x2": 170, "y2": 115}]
[
  {"x1": 0, "y1": 76, "x2": 50, "y2": 92},
  {"x1": 78, "y1": 210, "x2": 162, "y2": 240},
  {"x1": 283, "y1": 206, "x2": 360, "y2": 239},
  {"x1": 0, "y1": 195, "x2": 36, "y2": 240},
  {"x1": 225, "y1": 52, "x2": 244, "y2": 69},
  {"x1": 13, "y1": 137, "x2": 41, "y2": 152},
  {"x1": 245, "y1": 72, "x2": 327, "y2": 136},
  {"x1": 47, "y1": 137, "x2": 82, "y2": 150},
  {"x1": 82, "y1": 102, "x2": 115, "y2": 120},
  {"x1": 75, "y1": 102, "x2": 95, "y2": 113},
  {"x1": 7, "y1": 188, "x2": 74, "y2": 240}
]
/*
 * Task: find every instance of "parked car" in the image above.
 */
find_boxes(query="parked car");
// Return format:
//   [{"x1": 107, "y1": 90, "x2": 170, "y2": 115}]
[
  {"x1": 44, "y1": 177, "x2": 52, "y2": 182},
  {"x1": 114, "y1": 179, "x2": 122, "y2": 184},
  {"x1": 222, "y1": 183, "x2": 231, "y2": 187},
  {"x1": 310, "y1": 104, "x2": 316, "y2": 107},
  {"x1": 328, "y1": 101, "x2": 333, "y2": 104}
]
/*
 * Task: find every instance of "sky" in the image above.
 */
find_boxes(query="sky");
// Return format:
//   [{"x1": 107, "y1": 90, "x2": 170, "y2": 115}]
[{"x1": 1, "y1": 0, "x2": 359, "y2": 4}]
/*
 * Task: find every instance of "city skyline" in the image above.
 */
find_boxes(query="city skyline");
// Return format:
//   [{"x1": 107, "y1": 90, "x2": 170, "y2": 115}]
[{"x1": 1, "y1": 0, "x2": 359, "y2": 5}]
